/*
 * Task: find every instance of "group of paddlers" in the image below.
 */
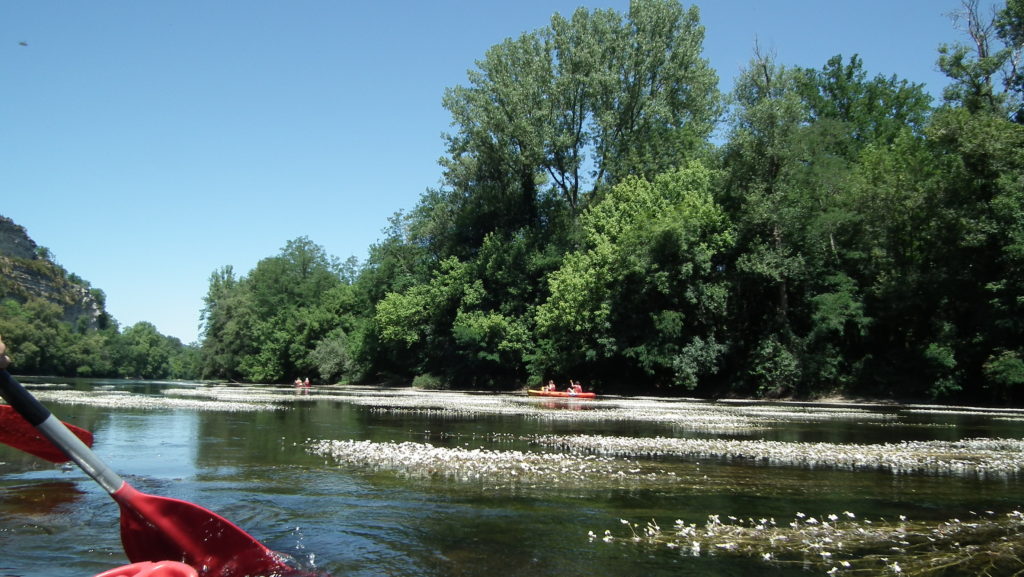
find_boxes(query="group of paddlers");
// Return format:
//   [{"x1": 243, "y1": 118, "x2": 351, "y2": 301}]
[
  {"x1": 293, "y1": 377, "x2": 310, "y2": 388},
  {"x1": 545, "y1": 379, "x2": 584, "y2": 394}
]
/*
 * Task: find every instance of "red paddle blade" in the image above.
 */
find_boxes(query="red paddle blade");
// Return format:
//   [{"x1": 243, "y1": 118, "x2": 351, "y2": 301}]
[
  {"x1": 0, "y1": 404, "x2": 94, "y2": 462},
  {"x1": 114, "y1": 483, "x2": 291, "y2": 577}
]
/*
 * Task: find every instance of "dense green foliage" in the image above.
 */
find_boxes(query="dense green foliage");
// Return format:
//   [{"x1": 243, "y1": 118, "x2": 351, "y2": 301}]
[
  {"x1": 0, "y1": 217, "x2": 198, "y2": 380},
  {"x1": 0, "y1": 219, "x2": 197, "y2": 377},
  {"x1": 9, "y1": 0, "x2": 1024, "y2": 404},
  {"x1": 195, "y1": 0, "x2": 1024, "y2": 404},
  {"x1": 198, "y1": 237, "x2": 363, "y2": 383},
  {"x1": 202, "y1": 0, "x2": 1024, "y2": 403},
  {"x1": 0, "y1": 293, "x2": 198, "y2": 380}
]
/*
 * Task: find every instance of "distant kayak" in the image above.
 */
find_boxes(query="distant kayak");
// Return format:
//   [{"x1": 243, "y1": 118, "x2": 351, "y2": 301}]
[{"x1": 527, "y1": 389, "x2": 597, "y2": 399}]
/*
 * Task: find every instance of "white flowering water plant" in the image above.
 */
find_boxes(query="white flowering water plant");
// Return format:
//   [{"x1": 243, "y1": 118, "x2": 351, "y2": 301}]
[{"x1": 595, "y1": 510, "x2": 1024, "y2": 576}]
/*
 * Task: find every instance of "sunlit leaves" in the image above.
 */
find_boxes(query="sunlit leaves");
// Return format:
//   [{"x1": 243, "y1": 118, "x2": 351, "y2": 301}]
[
  {"x1": 198, "y1": 238, "x2": 347, "y2": 383},
  {"x1": 442, "y1": 0, "x2": 719, "y2": 227},
  {"x1": 375, "y1": 257, "x2": 467, "y2": 347},
  {"x1": 536, "y1": 162, "x2": 732, "y2": 386}
]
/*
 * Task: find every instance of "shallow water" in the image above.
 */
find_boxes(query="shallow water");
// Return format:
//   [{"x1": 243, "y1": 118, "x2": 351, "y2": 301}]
[{"x1": 1, "y1": 380, "x2": 1022, "y2": 577}]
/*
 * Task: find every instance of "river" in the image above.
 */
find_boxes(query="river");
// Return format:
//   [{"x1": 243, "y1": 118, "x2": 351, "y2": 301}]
[{"x1": 1, "y1": 379, "x2": 1022, "y2": 577}]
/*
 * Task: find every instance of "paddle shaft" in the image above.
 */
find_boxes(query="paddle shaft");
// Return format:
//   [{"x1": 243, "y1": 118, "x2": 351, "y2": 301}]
[
  {"x1": 0, "y1": 370, "x2": 296, "y2": 575},
  {"x1": 0, "y1": 369, "x2": 124, "y2": 494}
]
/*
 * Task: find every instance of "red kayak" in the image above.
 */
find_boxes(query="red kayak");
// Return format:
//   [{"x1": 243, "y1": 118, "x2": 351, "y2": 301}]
[{"x1": 527, "y1": 389, "x2": 597, "y2": 399}]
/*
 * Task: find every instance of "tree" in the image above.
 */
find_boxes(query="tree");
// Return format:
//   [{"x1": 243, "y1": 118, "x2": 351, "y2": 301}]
[
  {"x1": 718, "y1": 45, "x2": 941, "y2": 397},
  {"x1": 535, "y1": 163, "x2": 732, "y2": 390},
  {"x1": 0, "y1": 298, "x2": 67, "y2": 374},
  {"x1": 996, "y1": 0, "x2": 1024, "y2": 120},
  {"x1": 797, "y1": 54, "x2": 932, "y2": 150},
  {"x1": 116, "y1": 322, "x2": 172, "y2": 379},
  {"x1": 591, "y1": 1, "x2": 721, "y2": 183},
  {"x1": 199, "y1": 265, "x2": 253, "y2": 381},
  {"x1": 374, "y1": 257, "x2": 470, "y2": 379},
  {"x1": 198, "y1": 238, "x2": 345, "y2": 383},
  {"x1": 919, "y1": 105, "x2": 1024, "y2": 401},
  {"x1": 439, "y1": 0, "x2": 720, "y2": 252},
  {"x1": 246, "y1": 237, "x2": 340, "y2": 312},
  {"x1": 365, "y1": 0, "x2": 722, "y2": 389},
  {"x1": 718, "y1": 47, "x2": 809, "y2": 394},
  {"x1": 939, "y1": 0, "x2": 1021, "y2": 117}
]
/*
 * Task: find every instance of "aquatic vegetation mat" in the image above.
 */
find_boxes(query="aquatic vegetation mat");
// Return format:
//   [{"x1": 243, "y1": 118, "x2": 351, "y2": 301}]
[
  {"x1": 599, "y1": 510, "x2": 1024, "y2": 576},
  {"x1": 531, "y1": 434, "x2": 1024, "y2": 477},
  {"x1": 306, "y1": 439, "x2": 657, "y2": 489},
  {"x1": 306, "y1": 432, "x2": 1024, "y2": 497},
  {"x1": 33, "y1": 388, "x2": 284, "y2": 412}
]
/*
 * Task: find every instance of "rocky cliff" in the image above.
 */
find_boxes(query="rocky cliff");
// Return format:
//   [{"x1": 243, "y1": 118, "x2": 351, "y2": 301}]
[{"x1": 0, "y1": 215, "x2": 108, "y2": 330}]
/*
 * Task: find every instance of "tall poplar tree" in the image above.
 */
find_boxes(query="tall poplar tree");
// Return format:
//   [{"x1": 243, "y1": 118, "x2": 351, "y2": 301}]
[
  {"x1": 437, "y1": 0, "x2": 720, "y2": 250},
  {"x1": 373, "y1": 0, "x2": 722, "y2": 387}
]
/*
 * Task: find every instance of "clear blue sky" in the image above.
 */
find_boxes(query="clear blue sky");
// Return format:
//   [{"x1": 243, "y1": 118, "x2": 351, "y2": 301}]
[{"x1": 2, "y1": 0, "x2": 967, "y2": 344}]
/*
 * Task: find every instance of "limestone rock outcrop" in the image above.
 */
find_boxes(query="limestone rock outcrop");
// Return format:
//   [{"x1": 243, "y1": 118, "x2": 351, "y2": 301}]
[{"x1": 0, "y1": 215, "x2": 108, "y2": 330}]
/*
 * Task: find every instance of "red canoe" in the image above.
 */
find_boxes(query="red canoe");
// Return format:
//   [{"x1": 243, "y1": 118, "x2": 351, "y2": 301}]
[{"x1": 527, "y1": 389, "x2": 597, "y2": 399}]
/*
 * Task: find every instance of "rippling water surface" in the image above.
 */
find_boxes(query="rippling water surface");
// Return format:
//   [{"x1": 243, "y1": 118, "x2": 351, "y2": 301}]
[{"x1": 1, "y1": 380, "x2": 1022, "y2": 577}]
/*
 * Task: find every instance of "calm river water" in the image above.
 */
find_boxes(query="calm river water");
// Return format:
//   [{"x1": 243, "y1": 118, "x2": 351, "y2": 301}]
[{"x1": 1, "y1": 379, "x2": 1022, "y2": 577}]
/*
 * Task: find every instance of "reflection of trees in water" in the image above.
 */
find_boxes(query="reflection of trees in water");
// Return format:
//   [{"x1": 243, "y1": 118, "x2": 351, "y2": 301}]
[{"x1": 0, "y1": 481, "x2": 85, "y2": 517}]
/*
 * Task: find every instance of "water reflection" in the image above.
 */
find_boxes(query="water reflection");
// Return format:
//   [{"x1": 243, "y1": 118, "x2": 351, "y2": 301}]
[{"x1": 0, "y1": 480, "x2": 85, "y2": 517}]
